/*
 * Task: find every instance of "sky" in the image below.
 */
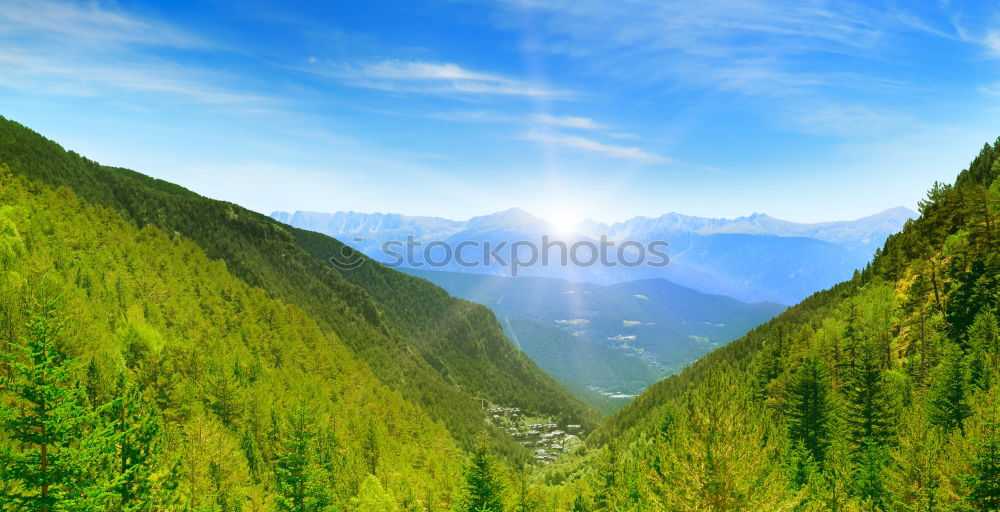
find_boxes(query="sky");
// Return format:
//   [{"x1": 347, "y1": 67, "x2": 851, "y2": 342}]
[{"x1": 1, "y1": 0, "x2": 1000, "y2": 224}]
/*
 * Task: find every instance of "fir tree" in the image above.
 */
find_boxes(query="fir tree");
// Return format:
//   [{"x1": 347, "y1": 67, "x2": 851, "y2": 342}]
[
  {"x1": 352, "y1": 474, "x2": 398, "y2": 512},
  {"x1": 362, "y1": 419, "x2": 381, "y2": 477},
  {"x1": 929, "y1": 343, "x2": 971, "y2": 432},
  {"x1": 0, "y1": 298, "x2": 118, "y2": 511},
  {"x1": 843, "y1": 342, "x2": 897, "y2": 452},
  {"x1": 461, "y1": 439, "x2": 505, "y2": 512},
  {"x1": 887, "y1": 404, "x2": 944, "y2": 512},
  {"x1": 784, "y1": 356, "x2": 834, "y2": 464},
  {"x1": 968, "y1": 311, "x2": 999, "y2": 382},
  {"x1": 107, "y1": 374, "x2": 169, "y2": 512},
  {"x1": 274, "y1": 406, "x2": 331, "y2": 512},
  {"x1": 964, "y1": 400, "x2": 1000, "y2": 512}
]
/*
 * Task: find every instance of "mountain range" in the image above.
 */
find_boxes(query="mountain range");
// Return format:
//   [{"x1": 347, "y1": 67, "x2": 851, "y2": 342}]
[{"x1": 271, "y1": 206, "x2": 914, "y2": 305}]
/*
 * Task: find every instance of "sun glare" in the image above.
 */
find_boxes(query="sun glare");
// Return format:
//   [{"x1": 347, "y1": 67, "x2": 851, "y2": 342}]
[{"x1": 546, "y1": 210, "x2": 580, "y2": 236}]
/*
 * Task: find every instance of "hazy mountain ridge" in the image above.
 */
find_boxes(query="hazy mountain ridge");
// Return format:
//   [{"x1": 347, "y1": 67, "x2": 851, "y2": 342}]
[{"x1": 271, "y1": 206, "x2": 914, "y2": 304}]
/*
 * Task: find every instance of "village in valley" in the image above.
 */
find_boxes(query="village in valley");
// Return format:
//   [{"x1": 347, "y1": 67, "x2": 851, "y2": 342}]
[{"x1": 485, "y1": 406, "x2": 583, "y2": 463}]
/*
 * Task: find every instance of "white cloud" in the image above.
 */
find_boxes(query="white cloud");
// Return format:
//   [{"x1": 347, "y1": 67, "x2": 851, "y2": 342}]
[
  {"x1": 979, "y1": 82, "x2": 1000, "y2": 97},
  {"x1": 0, "y1": 0, "x2": 268, "y2": 106},
  {"x1": 987, "y1": 30, "x2": 1000, "y2": 57},
  {"x1": 313, "y1": 59, "x2": 569, "y2": 98},
  {"x1": 0, "y1": 50, "x2": 272, "y2": 105},
  {"x1": 521, "y1": 130, "x2": 666, "y2": 163},
  {"x1": 429, "y1": 110, "x2": 602, "y2": 129},
  {"x1": 531, "y1": 113, "x2": 602, "y2": 129},
  {"x1": 0, "y1": 0, "x2": 206, "y2": 49},
  {"x1": 486, "y1": 0, "x2": 953, "y2": 101},
  {"x1": 785, "y1": 101, "x2": 910, "y2": 137}
]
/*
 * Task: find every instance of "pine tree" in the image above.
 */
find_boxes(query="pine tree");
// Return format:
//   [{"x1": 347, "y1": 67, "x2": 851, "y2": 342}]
[
  {"x1": 648, "y1": 370, "x2": 797, "y2": 511},
  {"x1": 204, "y1": 361, "x2": 242, "y2": 428},
  {"x1": 241, "y1": 428, "x2": 264, "y2": 484},
  {"x1": 107, "y1": 374, "x2": 170, "y2": 512},
  {"x1": 841, "y1": 342, "x2": 898, "y2": 508},
  {"x1": 0, "y1": 298, "x2": 118, "y2": 511},
  {"x1": 461, "y1": 439, "x2": 505, "y2": 512},
  {"x1": 512, "y1": 459, "x2": 539, "y2": 512},
  {"x1": 657, "y1": 406, "x2": 677, "y2": 444},
  {"x1": 275, "y1": 406, "x2": 332, "y2": 512},
  {"x1": 843, "y1": 343, "x2": 897, "y2": 452},
  {"x1": 785, "y1": 440, "x2": 819, "y2": 490},
  {"x1": 929, "y1": 343, "x2": 971, "y2": 432},
  {"x1": 853, "y1": 442, "x2": 891, "y2": 508},
  {"x1": 591, "y1": 444, "x2": 626, "y2": 511},
  {"x1": 784, "y1": 356, "x2": 834, "y2": 464},
  {"x1": 887, "y1": 404, "x2": 944, "y2": 512},
  {"x1": 968, "y1": 311, "x2": 999, "y2": 382},
  {"x1": 964, "y1": 400, "x2": 1000, "y2": 512},
  {"x1": 362, "y1": 419, "x2": 381, "y2": 477},
  {"x1": 352, "y1": 474, "x2": 398, "y2": 512}
]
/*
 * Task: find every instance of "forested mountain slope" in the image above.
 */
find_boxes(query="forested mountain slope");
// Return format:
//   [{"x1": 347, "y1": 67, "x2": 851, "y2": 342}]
[
  {"x1": 0, "y1": 168, "x2": 463, "y2": 509},
  {"x1": 549, "y1": 140, "x2": 1000, "y2": 510},
  {"x1": 0, "y1": 116, "x2": 599, "y2": 457}
]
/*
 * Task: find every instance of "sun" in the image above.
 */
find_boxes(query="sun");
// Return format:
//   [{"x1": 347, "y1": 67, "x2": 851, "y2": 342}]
[{"x1": 545, "y1": 210, "x2": 580, "y2": 237}]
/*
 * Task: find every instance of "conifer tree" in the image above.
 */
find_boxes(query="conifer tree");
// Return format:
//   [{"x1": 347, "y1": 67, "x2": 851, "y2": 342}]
[
  {"x1": 784, "y1": 356, "x2": 834, "y2": 464},
  {"x1": 107, "y1": 374, "x2": 171, "y2": 511},
  {"x1": 0, "y1": 298, "x2": 117, "y2": 511},
  {"x1": 275, "y1": 406, "x2": 331, "y2": 512},
  {"x1": 929, "y1": 343, "x2": 971, "y2": 432},
  {"x1": 461, "y1": 439, "x2": 505, "y2": 512},
  {"x1": 512, "y1": 459, "x2": 539, "y2": 512},
  {"x1": 241, "y1": 428, "x2": 264, "y2": 484},
  {"x1": 887, "y1": 404, "x2": 944, "y2": 512},
  {"x1": 785, "y1": 441, "x2": 819, "y2": 490},
  {"x1": 842, "y1": 342, "x2": 897, "y2": 452},
  {"x1": 362, "y1": 419, "x2": 381, "y2": 476},
  {"x1": 205, "y1": 362, "x2": 242, "y2": 428},
  {"x1": 352, "y1": 474, "x2": 398, "y2": 512},
  {"x1": 964, "y1": 399, "x2": 1000, "y2": 512},
  {"x1": 968, "y1": 311, "x2": 999, "y2": 380},
  {"x1": 591, "y1": 444, "x2": 627, "y2": 511},
  {"x1": 648, "y1": 370, "x2": 797, "y2": 511}
]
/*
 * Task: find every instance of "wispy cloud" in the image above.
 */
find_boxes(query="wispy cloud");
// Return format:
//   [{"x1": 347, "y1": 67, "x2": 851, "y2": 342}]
[
  {"x1": 521, "y1": 130, "x2": 666, "y2": 163},
  {"x1": 0, "y1": 0, "x2": 268, "y2": 106},
  {"x1": 987, "y1": 30, "x2": 1000, "y2": 58},
  {"x1": 309, "y1": 59, "x2": 569, "y2": 98},
  {"x1": 0, "y1": 50, "x2": 273, "y2": 105},
  {"x1": 979, "y1": 82, "x2": 1000, "y2": 97},
  {"x1": 493, "y1": 0, "x2": 891, "y2": 81},
  {"x1": 0, "y1": 0, "x2": 206, "y2": 48},
  {"x1": 532, "y1": 113, "x2": 601, "y2": 129},
  {"x1": 428, "y1": 110, "x2": 602, "y2": 129},
  {"x1": 785, "y1": 101, "x2": 911, "y2": 137},
  {"x1": 488, "y1": 0, "x2": 997, "y2": 138}
]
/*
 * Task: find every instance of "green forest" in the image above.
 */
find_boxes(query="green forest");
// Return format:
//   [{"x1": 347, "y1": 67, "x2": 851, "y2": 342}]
[{"x1": 1, "y1": 115, "x2": 999, "y2": 511}]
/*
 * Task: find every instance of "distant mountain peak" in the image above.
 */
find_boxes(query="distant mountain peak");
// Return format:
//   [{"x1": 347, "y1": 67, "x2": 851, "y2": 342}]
[{"x1": 467, "y1": 207, "x2": 541, "y2": 228}]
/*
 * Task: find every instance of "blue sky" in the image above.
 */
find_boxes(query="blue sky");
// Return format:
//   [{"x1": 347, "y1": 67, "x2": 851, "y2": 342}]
[{"x1": 1, "y1": 0, "x2": 1000, "y2": 224}]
